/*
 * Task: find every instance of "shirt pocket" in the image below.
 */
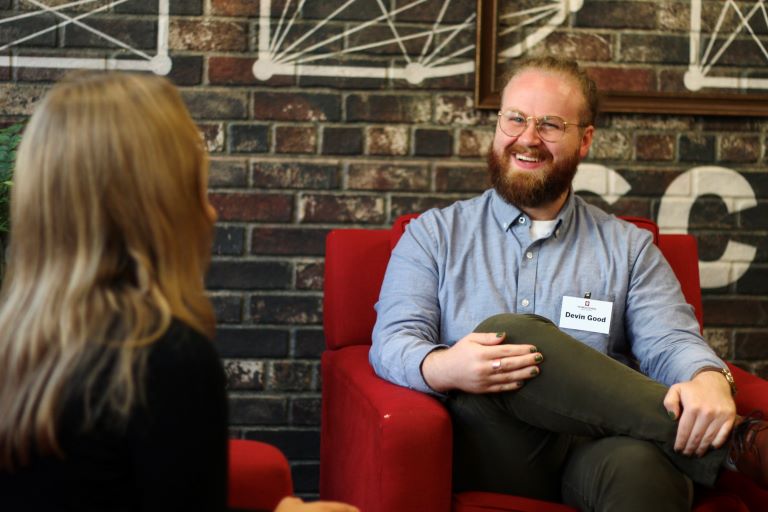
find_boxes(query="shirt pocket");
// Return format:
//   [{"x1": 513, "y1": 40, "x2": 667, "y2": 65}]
[{"x1": 557, "y1": 291, "x2": 616, "y2": 354}]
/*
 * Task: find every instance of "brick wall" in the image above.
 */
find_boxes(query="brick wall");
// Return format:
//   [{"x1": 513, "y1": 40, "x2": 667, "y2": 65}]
[{"x1": 1, "y1": 0, "x2": 767, "y2": 497}]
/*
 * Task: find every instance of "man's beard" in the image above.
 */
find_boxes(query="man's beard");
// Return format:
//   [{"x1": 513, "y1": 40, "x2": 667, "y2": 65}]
[{"x1": 487, "y1": 144, "x2": 580, "y2": 209}]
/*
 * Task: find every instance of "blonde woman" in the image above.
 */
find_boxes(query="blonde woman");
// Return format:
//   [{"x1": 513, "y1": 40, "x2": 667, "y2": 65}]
[{"x1": 0, "y1": 72, "x2": 356, "y2": 512}]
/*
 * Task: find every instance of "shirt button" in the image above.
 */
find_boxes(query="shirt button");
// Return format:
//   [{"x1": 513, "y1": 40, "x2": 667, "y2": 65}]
[
  {"x1": 521, "y1": 299, "x2": 530, "y2": 307},
  {"x1": 526, "y1": 251, "x2": 533, "y2": 259}
]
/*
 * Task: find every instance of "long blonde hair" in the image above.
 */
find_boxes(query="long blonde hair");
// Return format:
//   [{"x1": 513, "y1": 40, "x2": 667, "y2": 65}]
[{"x1": 0, "y1": 72, "x2": 216, "y2": 469}]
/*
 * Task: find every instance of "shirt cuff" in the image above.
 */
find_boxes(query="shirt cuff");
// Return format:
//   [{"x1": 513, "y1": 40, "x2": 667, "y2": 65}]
[
  {"x1": 685, "y1": 356, "x2": 729, "y2": 383},
  {"x1": 406, "y1": 343, "x2": 450, "y2": 396}
]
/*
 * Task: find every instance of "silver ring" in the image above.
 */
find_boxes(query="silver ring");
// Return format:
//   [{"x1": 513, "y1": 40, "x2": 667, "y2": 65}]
[{"x1": 492, "y1": 359, "x2": 502, "y2": 372}]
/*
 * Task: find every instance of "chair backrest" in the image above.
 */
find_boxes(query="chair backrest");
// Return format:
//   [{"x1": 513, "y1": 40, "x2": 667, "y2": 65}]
[
  {"x1": 323, "y1": 215, "x2": 703, "y2": 350},
  {"x1": 323, "y1": 228, "x2": 391, "y2": 350},
  {"x1": 659, "y1": 234, "x2": 704, "y2": 331}
]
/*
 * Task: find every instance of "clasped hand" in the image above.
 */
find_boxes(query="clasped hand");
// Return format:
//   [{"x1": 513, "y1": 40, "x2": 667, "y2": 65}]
[
  {"x1": 421, "y1": 332, "x2": 543, "y2": 394},
  {"x1": 663, "y1": 370, "x2": 737, "y2": 457}
]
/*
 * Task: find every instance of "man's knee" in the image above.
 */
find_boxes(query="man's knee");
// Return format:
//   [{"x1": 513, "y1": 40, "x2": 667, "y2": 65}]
[
  {"x1": 563, "y1": 437, "x2": 692, "y2": 512},
  {"x1": 474, "y1": 313, "x2": 559, "y2": 344}
]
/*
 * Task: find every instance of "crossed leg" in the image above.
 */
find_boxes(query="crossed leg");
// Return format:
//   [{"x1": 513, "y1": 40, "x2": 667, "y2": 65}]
[{"x1": 446, "y1": 313, "x2": 725, "y2": 510}]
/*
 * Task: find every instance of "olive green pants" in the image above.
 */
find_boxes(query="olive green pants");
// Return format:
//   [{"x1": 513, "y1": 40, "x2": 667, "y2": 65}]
[{"x1": 446, "y1": 314, "x2": 727, "y2": 512}]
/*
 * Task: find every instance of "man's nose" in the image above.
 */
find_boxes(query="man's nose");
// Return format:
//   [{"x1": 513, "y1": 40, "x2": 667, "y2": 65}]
[{"x1": 516, "y1": 118, "x2": 542, "y2": 145}]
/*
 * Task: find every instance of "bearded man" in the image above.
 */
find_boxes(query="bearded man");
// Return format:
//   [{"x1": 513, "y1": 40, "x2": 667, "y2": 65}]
[{"x1": 369, "y1": 56, "x2": 767, "y2": 511}]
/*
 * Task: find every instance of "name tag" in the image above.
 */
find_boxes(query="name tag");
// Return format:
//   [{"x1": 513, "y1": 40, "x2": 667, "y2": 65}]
[{"x1": 559, "y1": 296, "x2": 613, "y2": 334}]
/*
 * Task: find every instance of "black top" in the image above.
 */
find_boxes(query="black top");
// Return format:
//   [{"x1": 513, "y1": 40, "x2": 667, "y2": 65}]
[{"x1": 0, "y1": 319, "x2": 228, "y2": 511}]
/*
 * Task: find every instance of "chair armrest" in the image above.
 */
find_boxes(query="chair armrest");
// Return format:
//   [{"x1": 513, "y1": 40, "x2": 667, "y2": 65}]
[
  {"x1": 711, "y1": 364, "x2": 768, "y2": 510},
  {"x1": 728, "y1": 363, "x2": 768, "y2": 415},
  {"x1": 228, "y1": 439, "x2": 293, "y2": 511},
  {"x1": 320, "y1": 346, "x2": 452, "y2": 512}
]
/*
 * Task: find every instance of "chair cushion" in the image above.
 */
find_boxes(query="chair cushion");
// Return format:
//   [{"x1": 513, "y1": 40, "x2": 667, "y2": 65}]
[
  {"x1": 453, "y1": 491, "x2": 576, "y2": 512},
  {"x1": 453, "y1": 488, "x2": 753, "y2": 512}
]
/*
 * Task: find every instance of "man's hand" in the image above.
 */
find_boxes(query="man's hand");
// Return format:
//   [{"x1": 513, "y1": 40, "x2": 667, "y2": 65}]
[
  {"x1": 421, "y1": 331, "x2": 542, "y2": 393},
  {"x1": 663, "y1": 370, "x2": 737, "y2": 457}
]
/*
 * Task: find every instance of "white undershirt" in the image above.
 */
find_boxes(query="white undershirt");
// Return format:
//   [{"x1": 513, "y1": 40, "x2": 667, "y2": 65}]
[{"x1": 530, "y1": 219, "x2": 558, "y2": 241}]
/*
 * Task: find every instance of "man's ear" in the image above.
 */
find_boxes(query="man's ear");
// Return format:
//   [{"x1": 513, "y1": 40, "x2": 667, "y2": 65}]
[{"x1": 579, "y1": 125, "x2": 595, "y2": 159}]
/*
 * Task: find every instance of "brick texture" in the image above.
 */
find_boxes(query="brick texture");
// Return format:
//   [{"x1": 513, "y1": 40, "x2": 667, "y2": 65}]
[{"x1": 3, "y1": 2, "x2": 767, "y2": 499}]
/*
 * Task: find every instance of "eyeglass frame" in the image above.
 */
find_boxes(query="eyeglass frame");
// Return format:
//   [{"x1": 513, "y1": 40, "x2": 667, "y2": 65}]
[{"x1": 496, "y1": 110, "x2": 589, "y2": 142}]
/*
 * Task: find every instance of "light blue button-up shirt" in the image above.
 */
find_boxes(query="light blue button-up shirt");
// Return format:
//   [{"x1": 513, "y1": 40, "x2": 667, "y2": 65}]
[{"x1": 370, "y1": 189, "x2": 723, "y2": 395}]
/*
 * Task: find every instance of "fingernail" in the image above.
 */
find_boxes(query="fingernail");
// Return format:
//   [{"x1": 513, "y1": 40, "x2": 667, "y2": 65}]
[
  {"x1": 529, "y1": 346, "x2": 537, "y2": 353},
  {"x1": 530, "y1": 367, "x2": 539, "y2": 376},
  {"x1": 496, "y1": 332, "x2": 505, "y2": 338},
  {"x1": 667, "y1": 410, "x2": 676, "y2": 420},
  {"x1": 517, "y1": 381, "x2": 525, "y2": 388},
  {"x1": 534, "y1": 354, "x2": 543, "y2": 363}
]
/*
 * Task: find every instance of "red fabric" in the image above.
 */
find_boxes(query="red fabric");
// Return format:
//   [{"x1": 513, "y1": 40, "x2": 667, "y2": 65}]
[
  {"x1": 712, "y1": 470, "x2": 768, "y2": 512},
  {"x1": 454, "y1": 492, "x2": 576, "y2": 511},
  {"x1": 320, "y1": 216, "x2": 768, "y2": 512},
  {"x1": 621, "y1": 215, "x2": 660, "y2": 244},
  {"x1": 320, "y1": 346, "x2": 452, "y2": 512},
  {"x1": 659, "y1": 234, "x2": 704, "y2": 331},
  {"x1": 228, "y1": 439, "x2": 293, "y2": 511},
  {"x1": 323, "y1": 229, "x2": 391, "y2": 350},
  {"x1": 390, "y1": 213, "x2": 420, "y2": 249}
]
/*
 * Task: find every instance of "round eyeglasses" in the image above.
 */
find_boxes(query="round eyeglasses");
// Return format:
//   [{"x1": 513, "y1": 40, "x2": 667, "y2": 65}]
[{"x1": 497, "y1": 110, "x2": 587, "y2": 142}]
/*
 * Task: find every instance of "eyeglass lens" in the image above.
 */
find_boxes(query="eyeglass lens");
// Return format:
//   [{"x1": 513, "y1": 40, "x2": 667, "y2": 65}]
[{"x1": 498, "y1": 112, "x2": 567, "y2": 142}]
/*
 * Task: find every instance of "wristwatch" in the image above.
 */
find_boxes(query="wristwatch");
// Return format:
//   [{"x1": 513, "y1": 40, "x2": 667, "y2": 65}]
[{"x1": 695, "y1": 366, "x2": 737, "y2": 396}]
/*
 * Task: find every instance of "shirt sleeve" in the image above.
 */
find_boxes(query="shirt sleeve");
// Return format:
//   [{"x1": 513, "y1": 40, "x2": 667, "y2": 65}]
[
  {"x1": 625, "y1": 234, "x2": 725, "y2": 386},
  {"x1": 370, "y1": 215, "x2": 450, "y2": 394},
  {"x1": 129, "y1": 322, "x2": 229, "y2": 511}
]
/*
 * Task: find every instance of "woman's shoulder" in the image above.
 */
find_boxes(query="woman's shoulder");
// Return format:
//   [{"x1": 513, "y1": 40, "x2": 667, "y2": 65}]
[
  {"x1": 152, "y1": 318, "x2": 214, "y2": 355},
  {"x1": 144, "y1": 319, "x2": 223, "y2": 384}
]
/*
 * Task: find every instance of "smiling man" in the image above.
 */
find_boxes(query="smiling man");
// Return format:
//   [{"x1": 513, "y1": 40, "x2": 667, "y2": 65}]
[{"x1": 369, "y1": 57, "x2": 767, "y2": 511}]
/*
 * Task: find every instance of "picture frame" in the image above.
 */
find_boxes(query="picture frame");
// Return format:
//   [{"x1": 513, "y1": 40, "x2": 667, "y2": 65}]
[{"x1": 475, "y1": 0, "x2": 768, "y2": 116}]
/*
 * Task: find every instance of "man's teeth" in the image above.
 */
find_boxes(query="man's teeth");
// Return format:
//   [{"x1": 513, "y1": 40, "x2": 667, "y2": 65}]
[{"x1": 516, "y1": 154, "x2": 541, "y2": 162}]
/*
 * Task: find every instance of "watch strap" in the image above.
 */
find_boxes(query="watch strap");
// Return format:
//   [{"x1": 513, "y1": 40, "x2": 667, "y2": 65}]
[{"x1": 694, "y1": 366, "x2": 737, "y2": 396}]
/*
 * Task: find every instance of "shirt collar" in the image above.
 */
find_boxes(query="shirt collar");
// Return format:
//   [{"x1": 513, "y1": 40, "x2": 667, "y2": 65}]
[
  {"x1": 490, "y1": 188, "x2": 523, "y2": 231},
  {"x1": 490, "y1": 187, "x2": 576, "y2": 239}
]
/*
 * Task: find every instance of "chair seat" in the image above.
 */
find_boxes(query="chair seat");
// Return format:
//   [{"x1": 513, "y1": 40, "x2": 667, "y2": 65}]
[
  {"x1": 454, "y1": 491, "x2": 576, "y2": 512},
  {"x1": 453, "y1": 488, "x2": 754, "y2": 512}
]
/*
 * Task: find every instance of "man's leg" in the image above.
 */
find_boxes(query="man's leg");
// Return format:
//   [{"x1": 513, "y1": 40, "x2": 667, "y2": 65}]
[
  {"x1": 448, "y1": 313, "x2": 726, "y2": 489},
  {"x1": 447, "y1": 390, "x2": 576, "y2": 500},
  {"x1": 561, "y1": 437, "x2": 693, "y2": 512}
]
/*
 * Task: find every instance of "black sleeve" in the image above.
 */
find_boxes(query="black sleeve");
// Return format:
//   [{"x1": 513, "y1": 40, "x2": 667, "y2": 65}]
[{"x1": 129, "y1": 320, "x2": 228, "y2": 511}]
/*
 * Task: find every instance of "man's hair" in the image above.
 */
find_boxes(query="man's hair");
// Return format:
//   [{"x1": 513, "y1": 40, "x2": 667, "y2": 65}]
[
  {"x1": 502, "y1": 56, "x2": 599, "y2": 126},
  {"x1": 0, "y1": 71, "x2": 216, "y2": 469}
]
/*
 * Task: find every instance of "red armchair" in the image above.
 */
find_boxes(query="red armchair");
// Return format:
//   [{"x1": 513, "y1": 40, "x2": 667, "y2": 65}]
[
  {"x1": 320, "y1": 215, "x2": 768, "y2": 512},
  {"x1": 229, "y1": 439, "x2": 293, "y2": 511}
]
